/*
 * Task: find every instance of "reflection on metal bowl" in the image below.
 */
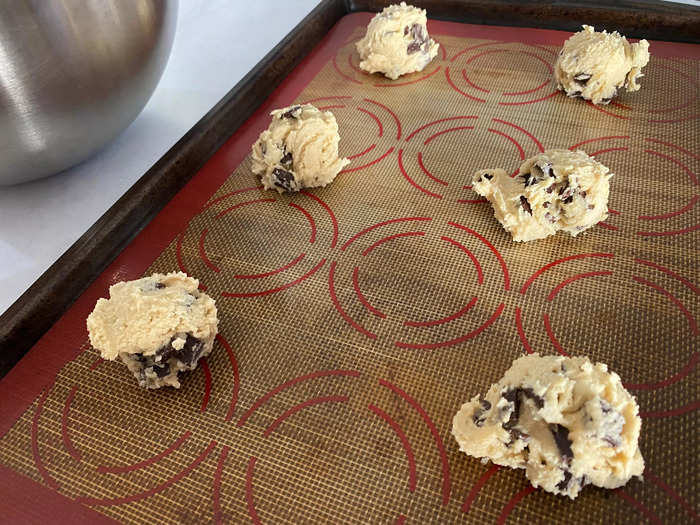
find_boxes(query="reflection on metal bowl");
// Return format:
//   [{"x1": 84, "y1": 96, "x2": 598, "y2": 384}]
[{"x1": 0, "y1": 0, "x2": 177, "y2": 185}]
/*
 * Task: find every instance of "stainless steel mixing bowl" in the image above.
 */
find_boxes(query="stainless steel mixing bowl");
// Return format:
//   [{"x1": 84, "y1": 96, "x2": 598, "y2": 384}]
[{"x1": 0, "y1": 0, "x2": 177, "y2": 185}]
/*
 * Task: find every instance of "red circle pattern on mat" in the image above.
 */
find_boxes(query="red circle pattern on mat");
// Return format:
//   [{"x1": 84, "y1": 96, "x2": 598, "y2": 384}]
[
  {"x1": 236, "y1": 373, "x2": 452, "y2": 522},
  {"x1": 515, "y1": 252, "x2": 698, "y2": 414},
  {"x1": 445, "y1": 42, "x2": 559, "y2": 106},
  {"x1": 330, "y1": 218, "x2": 508, "y2": 348},
  {"x1": 32, "y1": 334, "x2": 240, "y2": 507},
  {"x1": 37, "y1": 355, "x2": 698, "y2": 523},
  {"x1": 176, "y1": 188, "x2": 334, "y2": 297},
  {"x1": 35, "y1": 363, "x2": 455, "y2": 521},
  {"x1": 567, "y1": 136, "x2": 700, "y2": 237},
  {"x1": 398, "y1": 116, "x2": 544, "y2": 202},
  {"x1": 582, "y1": 63, "x2": 700, "y2": 124}
]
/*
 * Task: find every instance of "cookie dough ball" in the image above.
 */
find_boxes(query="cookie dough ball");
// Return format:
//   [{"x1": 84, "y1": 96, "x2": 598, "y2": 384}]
[
  {"x1": 251, "y1": 104, "x2": 350, "y2": 193},
  {"x1": 452, "y1": 354, "x2": 644, "y2": 499},
  {"x1": 555, "y1": 25, "x2": 650, "y2": 105},
  {"x1": 87, "y1": 272, "x2": 218, "y2": 389},
  {"x1": 355, "y1": 2, "x2": 439, "y2": 80},
  {"x1": 472, "y1": 149, "x2": 613, "y2": 242}
]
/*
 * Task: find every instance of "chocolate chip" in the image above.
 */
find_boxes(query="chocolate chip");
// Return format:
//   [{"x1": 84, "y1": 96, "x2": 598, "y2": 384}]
[
  {"x1": 597, "y1": 400, "x2": 625, "y2": 447},
  {"x1": 521, "y1": 388, "x2": 545, "y2": 409},
  {"x1": 154, "y1": 363, "x2": 171, "y2": 378},
  {"x1": 407, "y1": 23, "x2": 427, "y2": 54},
  {"x1": 502, "y1": 398, "x2": 536, "y2": 445},
  {"x1": 411, "y1": 23, "x2": 426, "y2": 41},
  {"x1": 272, "y1": 167, "x2": 295, "y2": 192},
  {"x1": 534, "y1": 162, "x2": 553, "y2": 178},
  {"x1": 559, "y1": 472, "x2": 586, "y2": 493},
  {"x1": 501, "y1": 387, "x2": 543, "y2": 431},
  {"x1": 509, "y1": 428, "x2": 529, "y2": 443},
  {"x1": 520, "y1": 196, "x2": 532, "y2": 215},
  {"x1": 574, "y1": 73, "x2": 591, "y2": 84},
  {"x1": 154, "y1": 282, "x2": 166, "y2": 289},
  {"x1": 563, "y1": 195, "x2": 574, "y2": 204},
  {"x1": 157, "y1": 344, "x2": 174, "y2": 362},
  {"x1": 176, "y1": 334, "x2": 204, "y2": 366},
  {"x1": 501, "y1": 388, "x2": 521, "y2": 430},
  {"x1": 545, "y1": 184, "x2": 555, "y2": 194},
  {"x1": 281, "y1": 105, "x2": 301, "y2": 119},
  {"x1": 502, "y1": 389, "x2": 518, "y2": 404},
  {"x1": 531, "y1": 162, "x2": 551, "y2": 181},
  {"x1": 404, "y1": 25, "x2": 410, "y2": 36},
  {"x1": 550, "y1": 424, "x2": 574, "y2": 462},
  {"x1": 545, "y1": 212, "x2": 557, "y2": 223},
  {"x1": 557, "y1": 470, "x2": 573, "y2": 491},
  {"x1": 543, "y1": 202, "x2": 550, "y2": 208},
  {"x1": 580, "y1": 191, "x2": 587, "y2": 198},
  {"x1": 472, "y1": 398, "x2": 492, "y2": 427},
  {"x1": 602, "y1": 436, "x2": 619, "y2": 447},
  {"x1": 280, "y1": 151, "x2": 293, "y2": 168},
  {"x1": 521, "y1": 173, "x2": 533, "y2": 186},
  {"x1": 559, "y1": 185, "x2": 574, "y2": 201},
  {"x1": 483, "y1": 173, "x2": 493, "y2": 180},
  {"x1": 407, "y1": 41, "x2": 423, "y2": 54}
]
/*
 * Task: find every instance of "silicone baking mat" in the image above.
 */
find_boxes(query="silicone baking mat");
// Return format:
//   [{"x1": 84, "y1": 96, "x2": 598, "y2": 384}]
[{"x1": 0, "y1": 13, "x2": 697, "y2": 524}]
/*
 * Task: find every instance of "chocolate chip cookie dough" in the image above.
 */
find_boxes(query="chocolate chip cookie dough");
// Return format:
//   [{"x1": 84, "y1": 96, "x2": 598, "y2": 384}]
[
  {"x1": 355, "y1": 2, "x2": 439, "y2": 80},
  {"x1": 87, "y1": 272, "x2": 218, "y2": 389},
  {"x1": 452, "y1": 354, "x2": 644, "y2": 499},
  {"x1": 251, "y1": 104, "x2": 350, "y2": 193},
  {"x1": 472, "y1": 149, "x2": 613, "y2": 242},
  {"x1": 555, "y1": 25, "x2": 650, "y2": 105}
]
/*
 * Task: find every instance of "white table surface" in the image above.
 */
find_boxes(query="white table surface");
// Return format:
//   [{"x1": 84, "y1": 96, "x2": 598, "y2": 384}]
[
  {"x1": 0, "y1": 0, "x2": 697, "y2": 316},
  {"x1": 0, "y1": 0, "x2": 321, "y2": 315}
]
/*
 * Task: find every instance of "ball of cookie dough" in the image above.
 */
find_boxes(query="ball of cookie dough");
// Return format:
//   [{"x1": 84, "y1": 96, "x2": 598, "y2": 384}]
[
  {"x1": 355, "y1": 2, "x2": 439, "y2": 80},
  {"x1": 472, "y1": 149, "x2": 613, "y2": 242},
  {"x1": 555, "y1": 25, "x2": 650, "y2": 105},
  {"x1": 87, "y1": 272, "x2": 218, "y2": 389},
  {"x1": 251, "y1": 104, "x2": 350, "y2": 193},
  {"x1": 452, "y1": 353, "x2": 644, "y2": 499}
]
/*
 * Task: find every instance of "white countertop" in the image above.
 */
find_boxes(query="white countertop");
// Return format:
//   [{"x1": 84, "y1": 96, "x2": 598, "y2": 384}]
[
  {"x1": 1, "y1": 0, "x2": 697, "y2": 316},
  {"x1": 0, "y1": 0, "x2": 321, "y2": 315}
]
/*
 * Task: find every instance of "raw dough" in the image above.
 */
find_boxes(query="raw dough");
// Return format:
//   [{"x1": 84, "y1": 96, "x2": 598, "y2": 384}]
[
  {"x1": 554, "y1": 25, "x2": 650, "y2": 105},
  {"x1": 452, "y1": 353, "x2": 644, "y2": 499},
  {"x1": 472, "y1": 149, "x2": 613, "y2": 242},
  {"x1": 87, "y1": 272, "x2": 218, "y2": 389},
  {"x1": 355, "y1": 2, "x2": 439, "y2": 80},
  {"x1": 251, "y1": 104, "x2": 350, "y2": 193}
]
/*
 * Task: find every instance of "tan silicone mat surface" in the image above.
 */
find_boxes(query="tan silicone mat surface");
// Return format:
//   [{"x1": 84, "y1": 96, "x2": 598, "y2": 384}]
[{"x1": 0, "y1": 16, "x2": 698, "y2": 524}]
